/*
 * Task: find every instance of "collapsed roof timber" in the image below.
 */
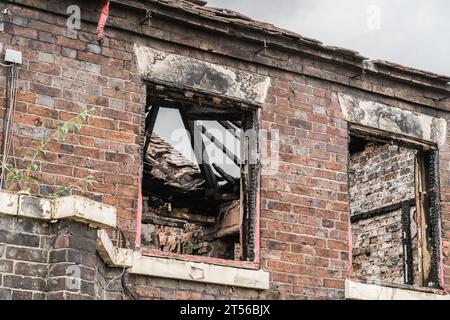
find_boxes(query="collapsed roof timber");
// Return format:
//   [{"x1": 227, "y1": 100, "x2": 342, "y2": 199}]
[
  {"x1": 0, "y1": 0, "x2": 449, "y2": 301},
  {"x1": 140, "y1": 84, "x2": 258, "y2": 261}
]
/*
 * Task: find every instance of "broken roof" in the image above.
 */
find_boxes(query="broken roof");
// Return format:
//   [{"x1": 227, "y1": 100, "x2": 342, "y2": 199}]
[
  {"x1": 129, "y1": 0, "x2": 450, "y2": 84},
  {"x1": 145, "y1": 133, "x2": 204, "y2": 191}
]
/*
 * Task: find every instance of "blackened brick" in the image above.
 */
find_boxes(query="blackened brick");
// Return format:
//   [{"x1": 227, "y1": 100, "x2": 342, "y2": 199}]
[
  {"x1": 3, "y1": 275, "x2": 44, "y2": 291},
  {"x1": 6, "y1": 247, "x2": 47, "y2": 263},
  {"x1": 15, "y1": 262, "x2": 48, "y2": 277},
  {"x1": 0, "y1": 230, "x2": 40, "y2": 247},
  {"x1": 0, "y1": 288, "x2": 12, "y2": 300}
]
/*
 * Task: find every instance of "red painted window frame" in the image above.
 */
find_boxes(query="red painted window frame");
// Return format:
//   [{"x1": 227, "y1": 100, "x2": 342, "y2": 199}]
[{"x1": 134, "y1": 104, "x2": 262, "y2": 270}]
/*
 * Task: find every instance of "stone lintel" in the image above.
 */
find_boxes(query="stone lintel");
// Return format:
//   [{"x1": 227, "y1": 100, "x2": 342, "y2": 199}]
[
  {"x1": 338, "y1": 93, "x2": 447, "y2": 145},
  {"x1": 134, "y1": 45, "x2": 271, "y2": 105}
]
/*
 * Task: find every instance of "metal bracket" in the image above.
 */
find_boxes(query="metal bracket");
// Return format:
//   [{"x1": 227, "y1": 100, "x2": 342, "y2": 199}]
[
  {"x1": 254, "y1": 39, "x2": 269, "y2": 55},
  {"x1": 140, "y1": 9, "x2": 152, "y2": 25}
]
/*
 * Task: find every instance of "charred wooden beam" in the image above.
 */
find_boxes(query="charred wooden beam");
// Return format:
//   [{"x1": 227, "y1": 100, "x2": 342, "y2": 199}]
[
  {"x1": 143, "y1": 106, "x2": 160, "y2": 156},
  {"x1": 144, "y1": 205, "x2": 215, "y2": 224},
  {"x1": 213, "y1": 163, "x2": 237, "y2": 185},
  {"x1": 143, "y1": 158, "x2": 178, "y2": 182},
  {"x1": 185, "y1": 113, "x2": 243, "y2": 121},
  {"x1": 218, "y1": 120, "x2": 241, "y2": 140},
  {"x1": 200, "y1": 124, "x2": 241, "y2": 166},
  {"x1": 350, "y1": 199, "x2": 416, "y2": 223},
  {"x1": 142, "y1": 213, "x2": 186, "y2": 229},
  {"x1": 401, "y1": 201, "x2": 414, "y2": 285},
  {"x1": 424, "y1": 149, "x2": 442, "y2": 288},
  {"x1": 179, "y1": 110, "x2": 218, "y2": 196}
]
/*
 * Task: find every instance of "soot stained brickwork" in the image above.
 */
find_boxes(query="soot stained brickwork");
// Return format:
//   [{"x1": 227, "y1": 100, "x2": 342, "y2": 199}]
[
  {"x1": 0, "y1": 0, "x2": 449, "y2": 300},
  {"x1": 0, "y1": 215, "x2": 98, "y2": 300},
  {"x1": 349, "y1": 143, "x2": 419, "y2": 285}
]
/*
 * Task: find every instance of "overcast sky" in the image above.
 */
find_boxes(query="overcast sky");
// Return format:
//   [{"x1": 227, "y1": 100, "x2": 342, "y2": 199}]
[
  {"x1": 154, "y1": 1, "x2": 449, "y2": 172},
  {"x1": 207, "y1": 0, "x2": 450, "y2": 76}
]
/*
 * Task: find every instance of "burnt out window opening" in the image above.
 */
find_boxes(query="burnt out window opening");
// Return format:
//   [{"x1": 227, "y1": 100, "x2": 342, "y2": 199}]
[
  {"x1": 140, "y1": 83, "x2": 259, "y2": 262},
  {"x1": 349, "y1": 126, "x2": 442, "y2": 289}
]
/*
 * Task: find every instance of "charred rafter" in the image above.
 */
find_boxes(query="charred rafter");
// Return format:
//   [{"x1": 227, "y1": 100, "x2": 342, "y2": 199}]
[
  {"x1": 179, "y1": 109, "x2": 218, "y2": 197},
  {"x1": 199, "y1": 124, "x2": 241, "y2": 166},
  {"x1": 218, "y1": 120, "x2": 241, "y2": 140},
  {"x1": 143, "y1": 106, "x2": 160, "y2": 156}
]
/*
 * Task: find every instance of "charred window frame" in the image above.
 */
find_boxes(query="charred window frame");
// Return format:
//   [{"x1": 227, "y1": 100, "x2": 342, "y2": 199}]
[
  {"x1": 139, "y1": 82, "x2": 260, "y2": 263},
  {"x1": 349, "y1": 125, "x2": 443, "y2": 289}
]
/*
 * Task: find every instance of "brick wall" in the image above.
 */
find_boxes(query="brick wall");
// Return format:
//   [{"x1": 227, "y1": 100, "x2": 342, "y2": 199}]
[
  {"x1": 0, "y1": 1, "x2": 145, "y2": 243},
  {"x1": 349, "y1": 144, "x2": 417, "y2": 284},
  {"x1": 349, "y1": 144, "x2": 416, "y2": 213},
  {"x1": 0, "y1": 215, "x2": 98, "y2": 299},
  {"x1": 0, "y1": 0, "x2": 448, "y2": 300},
  {"x1": 258, "y1": 74, "x2": 349, "y2": 299}
]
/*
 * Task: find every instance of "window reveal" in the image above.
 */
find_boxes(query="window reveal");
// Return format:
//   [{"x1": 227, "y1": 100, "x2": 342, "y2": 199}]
[
  {"x1": 349, "y1": 126, "x2": 442, "y2": 289},
  {"x1": 140, "y1": 83, "x2": 259, "y2": 262}
]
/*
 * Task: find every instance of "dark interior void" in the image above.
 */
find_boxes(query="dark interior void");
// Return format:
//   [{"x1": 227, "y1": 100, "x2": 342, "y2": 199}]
[
  {"x1": 140, "y1": 85, "x2": 257, "y2": 261},
  {"x1": 348, "y1": 130, "x2": 442, "y2": 289}
]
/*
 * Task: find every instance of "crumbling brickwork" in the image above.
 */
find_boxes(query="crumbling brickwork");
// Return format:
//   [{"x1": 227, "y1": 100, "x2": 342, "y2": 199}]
[
  {"x1": 350, "y1": 144, "x2": 416, "y2": 213},
  {"x1": 0, "y1": 0, "x2": 449, "y2": 300},
  {"x1": 349, "y1": 143, "x2": 417, "y2": 284}
]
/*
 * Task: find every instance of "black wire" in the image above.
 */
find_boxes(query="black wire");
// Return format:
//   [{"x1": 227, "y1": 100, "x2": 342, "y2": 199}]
[{"x1": 116, "y1": 227, "x2": 138, "y2": 300}]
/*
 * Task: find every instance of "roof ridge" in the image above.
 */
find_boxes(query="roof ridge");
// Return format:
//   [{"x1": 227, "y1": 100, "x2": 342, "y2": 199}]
[{"x1": 142, "y1": 0, "x2": 449, "y2": 83}]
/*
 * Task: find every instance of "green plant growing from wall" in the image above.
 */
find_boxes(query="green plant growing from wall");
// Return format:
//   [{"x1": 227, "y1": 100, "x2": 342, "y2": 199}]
[
  {"x1": 0, "y1": 108, "x2": 96, "y2": 197},
  {"x1": 183, "y1": 240, "x2": 195, "y2": 254}
]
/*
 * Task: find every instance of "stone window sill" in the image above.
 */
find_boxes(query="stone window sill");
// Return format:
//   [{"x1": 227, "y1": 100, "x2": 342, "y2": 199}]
[
  {"x1": 345, "y1": 280, "x2": 450, "y2": 300},
  {"x1": 97, "y1": 230, "x2": 270, "y2": 290},
  {"x1": 0, "y1": 191, "x2": 116, "y2": 228}
]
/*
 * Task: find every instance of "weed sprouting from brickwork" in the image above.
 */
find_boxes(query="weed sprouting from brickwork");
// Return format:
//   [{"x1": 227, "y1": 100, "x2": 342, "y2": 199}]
[{"x1": 0, "y1": 108, "x2": 96, "y2": 197}]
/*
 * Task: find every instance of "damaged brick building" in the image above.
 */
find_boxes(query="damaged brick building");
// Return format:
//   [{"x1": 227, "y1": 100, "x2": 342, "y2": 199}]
[{"x1": 0, "y1": 0, "x2": 449, "y2": 300}]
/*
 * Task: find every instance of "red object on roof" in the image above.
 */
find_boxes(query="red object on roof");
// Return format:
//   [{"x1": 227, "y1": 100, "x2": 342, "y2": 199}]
[{"x1": 96, "y1": 0, "x2": 110, "y2": 42}]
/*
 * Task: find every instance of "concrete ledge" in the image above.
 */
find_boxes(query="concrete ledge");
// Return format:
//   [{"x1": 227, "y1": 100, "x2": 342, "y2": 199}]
[
  {"x1": 345, "y1": 280, "x2": 450, "y2": 300},
  {"x1": 129, "y1": 255, "x2": 270, "y2": 290},
  {"x1": 19, "y1": 195, "x2": 52, "y2": 220},
  {"x1": 96, "y1": 230, "x2": 270, "y2": 290},
  {"x1": 54, "y1": 196, "x2": 116, "y2": 229},
  {"x1": 0, "y1": 191, "x2": 116, "y2": 229},
  {"x1": 0, "y1": 191, "x2": 18, "y2": 216},
  {"x1": 96, "y1": 229, "x2": 133, "y2": 268}
]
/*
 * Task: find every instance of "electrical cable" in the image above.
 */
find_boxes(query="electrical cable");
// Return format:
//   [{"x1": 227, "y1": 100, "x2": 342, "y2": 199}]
[
  {"x1": 0, "y1": 63, "x2": 18, "y2": 188},
  {"x1": 116, "y1": 227, "x2": 137, "y2": 300}
]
